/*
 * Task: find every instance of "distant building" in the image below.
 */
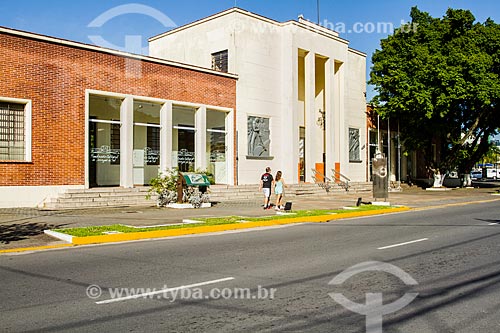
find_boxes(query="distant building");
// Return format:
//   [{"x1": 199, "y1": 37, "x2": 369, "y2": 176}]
[
  {"x1": 366, "y1": 104, "x2": 433, "y2": 184},
  {"x1": 149, "y1": 8, "x2": 368, "y2": 184}
]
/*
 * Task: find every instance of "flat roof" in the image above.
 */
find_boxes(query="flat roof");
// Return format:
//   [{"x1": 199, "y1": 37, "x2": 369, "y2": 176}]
[{"x1": 0, "y1": 26, "x2": 238, "y2": 79}]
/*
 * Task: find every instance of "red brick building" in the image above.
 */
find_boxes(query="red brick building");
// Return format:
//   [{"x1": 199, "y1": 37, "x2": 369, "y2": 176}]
[{"x1": 0, "y1": 27, "x2": 237, "y2": 207}]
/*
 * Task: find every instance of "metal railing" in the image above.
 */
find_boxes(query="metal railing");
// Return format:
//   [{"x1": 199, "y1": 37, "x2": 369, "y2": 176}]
[
  {"x1": 331, "y1": 169, "x2": 351, "y2": 191},
  {"x1": 311, "y1": 168, "x2": 332, "y2": 192}
]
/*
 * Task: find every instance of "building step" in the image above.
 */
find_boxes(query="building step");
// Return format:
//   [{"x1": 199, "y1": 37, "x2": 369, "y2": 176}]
[{"x1": 39, "y1": 182, "x2": 373, "y2": 210}]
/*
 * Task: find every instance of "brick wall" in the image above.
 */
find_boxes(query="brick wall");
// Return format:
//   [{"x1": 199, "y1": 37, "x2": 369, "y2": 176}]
[{"x1": 0, "y1": 31, "x2": 237, "y2": 186}]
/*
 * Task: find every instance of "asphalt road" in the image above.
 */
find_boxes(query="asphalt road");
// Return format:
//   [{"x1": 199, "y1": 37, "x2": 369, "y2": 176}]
[{"x1": 1, "y1": 202, "x2": 500, "y2": 332}]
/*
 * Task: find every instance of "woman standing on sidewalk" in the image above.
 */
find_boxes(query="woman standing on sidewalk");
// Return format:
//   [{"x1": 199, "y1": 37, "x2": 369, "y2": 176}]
[{"x1": 274, "y1": 171, "x2": 287, "y2": 210}]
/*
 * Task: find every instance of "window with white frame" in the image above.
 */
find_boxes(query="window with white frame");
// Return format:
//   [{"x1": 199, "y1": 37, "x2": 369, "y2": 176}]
[
  {"x1": 349, "y1": 127, "x2": 361, "y2": 162},
  {"x1": 0, "y1": 100, "x2": 30, "y2": 161}
]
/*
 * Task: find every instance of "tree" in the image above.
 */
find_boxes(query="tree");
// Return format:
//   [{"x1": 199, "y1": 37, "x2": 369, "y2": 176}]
[
  {"x1": 481, "y1": 144, "x2": 500, "y2": 165},
  {"x1": 370, "y1": 7, "x2": 500, "y2": 183}
]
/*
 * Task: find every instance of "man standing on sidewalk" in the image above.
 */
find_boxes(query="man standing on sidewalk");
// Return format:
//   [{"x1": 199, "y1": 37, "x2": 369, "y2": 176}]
[{"x1": 259, "y1": 167, "x2": 274, "y2": 210}]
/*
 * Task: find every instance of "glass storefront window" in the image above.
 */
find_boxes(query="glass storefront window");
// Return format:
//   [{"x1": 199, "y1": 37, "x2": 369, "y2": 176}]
[
  {"x1": 172, "y1": 106, "x2": 196, "y2": 172},
  {"x1": 133, "y1": 101, "x2": 161, "y2": 185},
  {"x1": 88, "y1": 93, "x2": 232, "y2": 187},
  {"x1": 89, "y1": 95, "x2": 123, "y2": 187},
  {"x1": 206, "y1": 109, "x2": 227, "y2": 184}
]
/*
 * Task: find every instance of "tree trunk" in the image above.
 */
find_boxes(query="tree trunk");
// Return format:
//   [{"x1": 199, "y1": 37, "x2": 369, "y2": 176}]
[
  {"x1": 432, "y1": 171, "x2": 446, "y2": 188},
  {"x1": 462, "y1": 173, "x2": 472, "y2": 187}
]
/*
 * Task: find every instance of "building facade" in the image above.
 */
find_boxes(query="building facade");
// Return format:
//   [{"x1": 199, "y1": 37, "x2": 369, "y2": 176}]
[
  {"x1": 0, "y1": 27, "x2": 236, "y2": 207},
  {"x1": 366, "y1": 104, "x2": 440, "y2": 186},
  {"x1": 149, "y1": 8, "x2": 368, "y2": 185}
]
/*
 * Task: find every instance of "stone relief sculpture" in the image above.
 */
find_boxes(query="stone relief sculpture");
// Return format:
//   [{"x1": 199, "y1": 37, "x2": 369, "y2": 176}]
[{"x1": 247, "y1": 116, "x2": 270, "y2": 157}]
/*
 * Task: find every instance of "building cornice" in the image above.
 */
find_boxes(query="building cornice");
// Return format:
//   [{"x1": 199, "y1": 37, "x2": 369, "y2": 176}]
[
  {"x1": 149, "y1": 8, "x2": 280, "y2": 41},
  {"x1": 282, "y1": 21, "x2": 350, "y2": 46},
  {"x1": 348, "y1": 47, "x2": 367, "y2": 58},
  {"x1": 297, "y1": 17, "x2": 340, "y2": 37},
  {"x1": 149, "y1": 7, "x2": 355, "y2": 48}
]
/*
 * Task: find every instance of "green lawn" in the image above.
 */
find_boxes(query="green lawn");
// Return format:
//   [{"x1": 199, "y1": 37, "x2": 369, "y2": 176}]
[{"x1": 54, "y1": 205, "x2": 397, "y2": 237}]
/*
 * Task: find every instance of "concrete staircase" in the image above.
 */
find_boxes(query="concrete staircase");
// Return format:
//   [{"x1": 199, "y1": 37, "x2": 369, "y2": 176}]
[
  {"x1": 208, "y1": 183, "x2": 327, "y2": 202},
  {"x1": 39, "y1": 182, "x2": 373, "y2": 210},
  {"x1": 208, "y1": 182, "x2": 372, "y2": 202},
  {"x1": 39, "y1": 187, "x2": 157, "y2": 210}
]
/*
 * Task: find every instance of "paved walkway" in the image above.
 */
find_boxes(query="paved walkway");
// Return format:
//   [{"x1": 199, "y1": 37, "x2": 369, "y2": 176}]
[{"x1": 1, "y1": 186, "x2": 499, "y2": 250}]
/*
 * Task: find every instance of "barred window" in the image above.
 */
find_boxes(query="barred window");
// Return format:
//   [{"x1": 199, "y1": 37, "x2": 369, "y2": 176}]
[
  {"x1": 349, "y1": 128, "x2": 361, "y2": 162},
  {"x1": 0, "y1": 102, "x2": 26, "y2": 161},
  {"x1": 211, "y1": 50, "x2": 228, "y2": 73}
]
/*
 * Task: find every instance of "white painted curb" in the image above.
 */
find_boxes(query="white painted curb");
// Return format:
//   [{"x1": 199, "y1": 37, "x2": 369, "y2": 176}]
[{"x1": 44, "y1": 230, "x2": 73, "y2": 243}]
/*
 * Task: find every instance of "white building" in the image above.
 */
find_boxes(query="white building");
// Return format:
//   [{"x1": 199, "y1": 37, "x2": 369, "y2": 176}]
[{"x1": 150, "y1": 8, "x2": 367, "y2": 185}]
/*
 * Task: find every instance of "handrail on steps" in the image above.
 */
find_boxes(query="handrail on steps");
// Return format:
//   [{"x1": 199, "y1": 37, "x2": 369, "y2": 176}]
[
  {"x1": 310, "y1": 168, "x2": 332, "y2": 192},
  {"x1": 331, "y1": 169, "x2": 350, "y2": 191}
]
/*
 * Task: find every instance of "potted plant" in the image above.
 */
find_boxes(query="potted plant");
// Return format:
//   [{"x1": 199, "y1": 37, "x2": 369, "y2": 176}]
[{"x1": 146, "y1": 169, "x2": 178, "y2": 207}]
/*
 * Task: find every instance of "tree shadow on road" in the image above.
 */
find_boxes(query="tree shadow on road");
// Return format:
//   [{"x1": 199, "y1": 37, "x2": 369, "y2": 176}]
[{"x1": 0, "y1": 222, "x2": 61, "y2": 244}]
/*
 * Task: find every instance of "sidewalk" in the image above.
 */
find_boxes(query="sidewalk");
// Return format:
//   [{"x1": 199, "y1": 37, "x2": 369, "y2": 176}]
[{"x1": 1, "y1": 186, "x2": 499, "y2": 250}]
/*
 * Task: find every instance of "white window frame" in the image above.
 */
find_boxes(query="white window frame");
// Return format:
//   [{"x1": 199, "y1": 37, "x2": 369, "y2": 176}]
[{"x1": 0, "y1": 97, "x2": 32, "y2": 162}]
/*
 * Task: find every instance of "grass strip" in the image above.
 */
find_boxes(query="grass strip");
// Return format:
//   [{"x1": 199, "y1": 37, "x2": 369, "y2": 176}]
[{"x1": 54, "y1": 205, "x2": 400, "y2": 237}]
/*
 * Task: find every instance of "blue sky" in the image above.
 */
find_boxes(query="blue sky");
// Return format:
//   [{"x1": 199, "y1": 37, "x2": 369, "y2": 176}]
[{"x1": 1, "y1": 0, "x2": 499, "y2": 100}]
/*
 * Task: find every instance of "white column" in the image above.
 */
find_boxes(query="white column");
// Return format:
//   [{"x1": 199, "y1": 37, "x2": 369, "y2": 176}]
[
  {"x1": 280, "y1": 34, "x2": 298, "y2": 184},
  {"x1": 332, "y1": 61, "x2": 345, "y2": 174},
  {"x1": 226, "y1": 109, "x2": 235, "y2": 185},
  {"x1": 325, "y1": 58, "x2": 334, "y2": 178},
  {"x1": 84, "y1": 94, "x2": 89, "y2": 189},
  {"x1": 338, "y1": 63, "x2": 346, "y2": 172},
  {"x1": 304, "y1": 51, "x2": 316, "y2": 183},
  {"x1": 160, "y1": 101, "x2": 172, "y2": 174},
  {"x1": 195, "y1": 106, "x2": 207, "y2": 171},
  {"x1": 120, "y1": 96, "x2": 134, "y2": 188}
]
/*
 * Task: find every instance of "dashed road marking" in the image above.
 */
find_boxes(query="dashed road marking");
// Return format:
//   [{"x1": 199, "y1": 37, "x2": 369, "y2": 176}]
[{"x1": 378, "y1": 238, "x2": 429, "y2": 250}]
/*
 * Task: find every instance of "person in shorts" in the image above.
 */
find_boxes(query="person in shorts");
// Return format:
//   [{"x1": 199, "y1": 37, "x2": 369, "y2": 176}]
[
  {"x1": 274, "y1": 171, "x2": 287, "y2": 210},
  {"x1": 259, "y1": 167, "x2": 274, "y2": 209}
]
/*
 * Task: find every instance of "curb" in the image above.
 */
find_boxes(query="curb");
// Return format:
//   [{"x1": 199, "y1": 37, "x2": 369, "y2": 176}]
[
  {"x1": 0, "y1": 244, "x2": 73, "y2": 254},
  {"x1": 64, "y1": 207, "x2": 411, "y2": 245}
]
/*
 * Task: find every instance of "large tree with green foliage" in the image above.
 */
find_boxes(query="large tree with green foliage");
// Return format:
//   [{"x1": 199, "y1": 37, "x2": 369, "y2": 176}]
[{"x1": 370, "y1": 7, "x2": 500, "y2": 177}]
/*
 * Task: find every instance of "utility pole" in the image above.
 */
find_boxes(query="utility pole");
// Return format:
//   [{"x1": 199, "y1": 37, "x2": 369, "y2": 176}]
[{"x1": 317, "y1": 0, "x2": 320, "y2": 24}]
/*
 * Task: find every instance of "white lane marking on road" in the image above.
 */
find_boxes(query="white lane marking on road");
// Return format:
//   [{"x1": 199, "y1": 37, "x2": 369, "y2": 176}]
[
  {"x1": 377, "y1": 238, "x2": 429, "y2": 250},
  {"x1": 96, "y1": 277, "x2": 235, "y2": 305},
  {"x1": 488, "y1": 223, "x2": 499, "y2": 226}
]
